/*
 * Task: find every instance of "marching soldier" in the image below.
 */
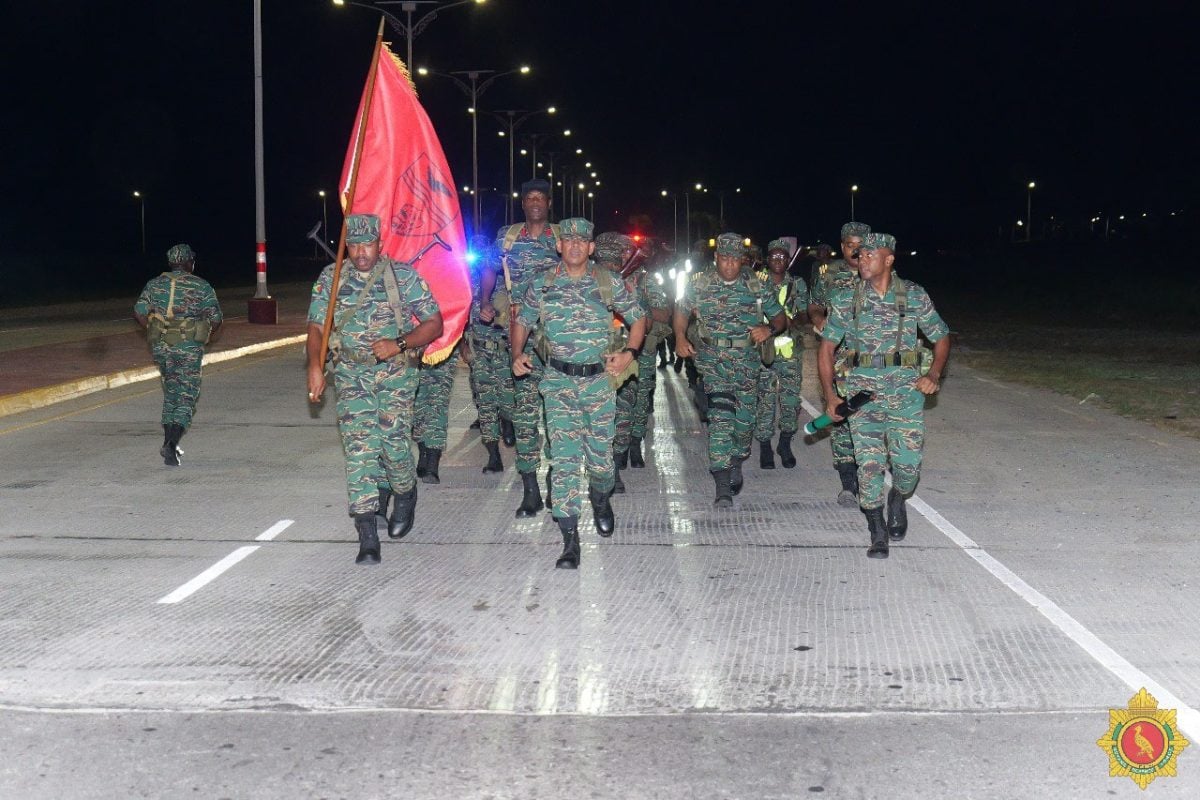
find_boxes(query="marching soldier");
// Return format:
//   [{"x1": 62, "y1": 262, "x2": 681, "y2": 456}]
[
  {"x1": 627, "y1": 243, "x2": 673, "y2": 469},
  {"x1": 817, "y1": 232, "x2": 951, "y2": 559},
  {"x1": 467, "y1": 234, "x2": 513, "y2": 473},
  {"x1": 674, "y1": 233, "x2": 785, "y2": 507},
  {"x1": 306, "y1": 213, "x2": 443, "y2": 565},
  {"x1": 753, "y1": 239, "x2": 809, "y2": 469},
  {"x1": 809, "y1": 222, "x2": 869, "y2": 505},
  {"x1": 512, "y1": 218, "x2": 646, "y2": 569},
  {"x1": 133, "y1": 243, "x2": 223, "y2": 466},
  {"x1": 412, "y1": 342, "x2": 457, "y2": 484},
  {"x1": 593, "y1": 232, "x2": 639, "y2": 494}
]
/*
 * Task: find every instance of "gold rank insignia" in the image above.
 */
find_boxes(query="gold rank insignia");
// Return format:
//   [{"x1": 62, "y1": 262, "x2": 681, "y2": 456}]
[{"x1": 1096, "y1": 687, "x2": 1189, "y2": 789}]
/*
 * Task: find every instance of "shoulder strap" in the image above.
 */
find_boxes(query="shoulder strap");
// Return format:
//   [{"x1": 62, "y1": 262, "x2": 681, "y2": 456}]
[
  {"x1": 893, "y1": 276, "x2": 909, "y2": 352},
  {"x1": 160, "y1": 273, "x2": 181, "y2": 319},
  {"x1": 595, "y1": 266, "x2": 615, "y2": 311},
  {"x1": 548, "y1": 223, "x2": 561, "y2": 245},
  {"x1": 382, "y1": 262, "x2": 404, "y2": 317},
  {"x1": 500, "y1": 223, "x2": 524, "y2": 253},
  {"x1": 334, "y1": 260, "x2": 389, "y2": 333}
]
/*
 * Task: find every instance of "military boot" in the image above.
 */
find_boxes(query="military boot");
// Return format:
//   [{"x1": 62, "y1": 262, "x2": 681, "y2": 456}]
[
  {"x1": 776, "y1": 431, "x2": 796, "y2": 469},
  {"x1": 415, "y1": 442, "x2": 429, "y2": 479},
  {"x1": 354, "y1": 513, "x2": 381, "y2": 565},
  {"x1": 469, "y1": 418, "x2": 481, "y2": 430},
  {"x1": 515, "y1": 471, "x2": 544, "y2": 518},
  {"x1": 730, "y1": 457, "x2": 745, "y2": 496},
  {"x1": 163, "y1": 424, "x2": 185, "y2": 466},
  {"x1": 866, "y1": 507, "x2": 889, "y2": 559},
  {"x1": 589, "y1": 485, "x2": 615, "y2": 537},
  {"x1": 612, "y1": 459, "x2": 626, "y2": 494},
  {"x1": 377, "y1": 487, "x2": 393, "y2": 524},
  {"x1": 481, "y1": 441, "x2": 504, "y2": 473},
  {"x1": 887, "y1": 487, "x2": 908, "y2": 541},
  {"x1": 712, "y1": 469, "x2": 733, "y2": 508},
  {"x1": 500, "y1": 416, "x2": 516, "y2": 447},
  {"x1": 555, "y1": 516, "x2": 581, "y2": 569},
  {"x1": 758, "y1": 439, "x2": 776, "y2": 469},
  {"x1": 615, "y1": 448, "x2": 629, "y2": 470},
  {"x1": 835, "y1": 462, "x2": 859, "y2": 508},
  {"x1": 160, "y1": 425, "x2": 173, "y2": 458},
  {"x1": 629, "y1": 436, "x2": 645, "y2": 468},
  {"x1": 387, "y1": 484, "x2": 417, "y2": 539},
  {"x1": 420, "y1": 448, "x2": 442, "y2": 485},
  {"x1": 544, "y1": 467, "x2": 554, "y2": 512}
]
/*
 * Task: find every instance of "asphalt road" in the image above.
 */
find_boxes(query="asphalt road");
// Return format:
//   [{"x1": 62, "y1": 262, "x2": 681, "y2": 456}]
[{"x1": 1, "y1": 342, "x2": 1198, "y2": 799}]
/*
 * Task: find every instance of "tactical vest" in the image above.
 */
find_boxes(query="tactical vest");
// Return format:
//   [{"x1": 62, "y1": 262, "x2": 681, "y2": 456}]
[
  {"x1": 327, "y1": 258, "x2": 412, "y2": 367},
  {"x1": 689, "y1": 270, "x2": 769, "y2": 362},
  {"x1": 146, "y1": 272, "x2": 212, "y2": 346},
  {"x1": 532, "y1": 265, "x2": 636, "y2": 389},
  {"x1": 845, "y1": 275, "x2": 932, "y2": 373},
  {"x1": 492, "y1": 222, "x2": 561, "y2": 327}
]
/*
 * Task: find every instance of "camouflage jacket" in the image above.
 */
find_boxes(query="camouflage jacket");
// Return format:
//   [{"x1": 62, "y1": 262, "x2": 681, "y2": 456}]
[
  {"x1": 516, "y1": 263, "x2": 645, "y2": 364},
  {"x1": 757, "y1": 270, "x2": 810, "y2": 323},
  {"x1": 809, "y1": 258, "x2": 857, "y2": 308},
  {"x1": 134, "y1": 270, "x2": 223, "y2": 346},
  {"x1": 492, "y1": 223, "x2": 560, "y2": 302},
  {"x1": 308, "y1": 256, "x2": 440, "y2": 358},
  {"x1": 820, "y1": 274, "x2": 948, "y2": 358},
  {"x1": 678, "y1": 270, "x2": 784, "y2": 343}
]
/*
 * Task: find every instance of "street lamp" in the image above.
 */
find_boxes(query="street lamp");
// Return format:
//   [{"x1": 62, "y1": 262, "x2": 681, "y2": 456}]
[
  {"x1": 850, "y1": 184, "x2": 859, "y2": 221},
  {"x1": 132, "y1": 191, "x2": 146, "y2": 255},
  {"x1": 490, "y1": 106, "x2": 556, "y2": 224},
  {"x1": 318, "y1": 189, "x2": 329, "y2": 250},
  {"x1": 1026, "y1": 181, "x2": 1035, "y2": 242},
  {"x1": 417, "y1": 65, "x2": 531, "y2": 234},
  {"x1": 660, "y1": 190, "x2": 678, "y2": 253},
  {"x1": 332, "y1": 0, "x2": 486, "y2": 69}
]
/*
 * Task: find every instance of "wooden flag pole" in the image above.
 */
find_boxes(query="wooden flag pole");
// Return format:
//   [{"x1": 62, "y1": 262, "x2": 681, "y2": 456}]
[{"x1": 318, "y1": 17, "x2": 387, "y2": 369}]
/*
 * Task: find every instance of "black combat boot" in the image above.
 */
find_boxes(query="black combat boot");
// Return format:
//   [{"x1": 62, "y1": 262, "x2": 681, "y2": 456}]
[
  {"x1": 500, "y1": 416, "x2": 516, "y2": 447},
  {"x1": 387, "y1": 484, "x2": 417, "y2": 539},
  {"x1": 555, "y1": 516, "x2": 580, "y2": 569},
  {"x1": 629, "y1": 436, "x2": 645, "y2": 468},
  {"x1": 758, "y1": 439, "x2": 776, "y2": 469},
  {"x1": 415, "y1": 442, "x2": 429, "y2": 479},
  {"x1": 612, "y1": 459, "x2": 626, "y2": 494},
  {"x1": 712, "y1": 469, "x2": 733, "y2": 508},
  {"x1": 730, "y1": 457, "x2": 745, "y2": 496},
  {"x1": 469, "y1": 418, "x2": 481, "y2": 430},
  {"x1": 160, "y1": 425, "x2": 172, "y2": 458},
  {"x1": 589, "y1": 485, "x2": 615, "y2": 537},
  {"x1": 482, "y1": 441, "x2": 503, "y2": 473},
  {"x1": 835, "y1": 462, "x2": 859, "y2": 508},
  {"x1": 377, "y1": 487, "x2": 393, "y2": 523},
  {"x1": 515, "y1": 471, "x2": 544, "y2": 518},
  {"x1": 421, "y1": 448, "x2": 442, "y2": 485},
  {"x1": 354, "y1": 513, "x2": 381, "y2": 565},
  {"x1": 866, "y1": 507, "x2": 889, "y2": 559},
  {"x1": 544, "y1": 467, "x2": 553, "y2": 512},
  {"x1": 163, "y1": 424, "x2": 185, "y2": 466},
  {"x1": 776, "y1": 431, "x2": 796, "y2": 469},
  {"x1": 887, "y1": 487, "x2": 908, "y2": 541},
  {"x1": 615, "y1": 448, "x2": 629, "y2": 470}
]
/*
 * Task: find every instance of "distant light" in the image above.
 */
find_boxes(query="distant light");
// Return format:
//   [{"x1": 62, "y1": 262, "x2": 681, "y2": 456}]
[
  {"x1": 417, "y1": 67, "x2": 429, "y2": 75},
  {"x1": 575, "y1": 148, "x2": 583, "y2": 155},
  {"x1": 318, "y1": 190, "x2": 326, "y2": 198},
  {"x1": 655, "y1": 273, "x2": 664, "y2": 285},
  {"x1": 1142, "y1": 212, "x2": 1148, "y2": 217},
  {"x1": 466, "y1": 250, "x2": 479, "y2": 265},
  {"x1": 1028, "y1": 181, "x2": 1036, "y2": 189},
  {"x1": 661, "y1": 190, "x2": 668, "y2": 196},
  {"x1": 851, "y1": 184, "x2": 858, "y2": 192},
  {"x1": 520, "y1": 149, "x2": 528, "y2": 155},
  {"x1": 594, "y1": 180, "x2": 601, "y2": 186},
  {"x1": 132, "y1": 190, "x2": 141, "y2": 198},
  {"x1": 1016, "y1": 220, "x2": 1024, "y2": 226},
  {"x1": 519, "y1": 65, "x2": 531, "y2": 74},
  {"x1": 547, "y1": 107, "x2": 556, "y2": 114},
  {"x1": 909, "y1": 251, "x2": 918, "y2": 256},
  {"x1": 590, "y1": 172, "x2": 597, "y2": 178},
  {"x1": 708, "y1": 238, "x2": 716, "y2": 247},
  {"x1": 694, "y1": 183, "x2": 702, "y2": 190},
  {"x1": 462, "y1": 185, "x2": 470, "y2": 192},
  {"x1": 468, "y1": 107, "x2": 475, "y2": 114},
  {"x1": 511, "y1": 192, "x2": 518, "y2": 198},
  {"x1": 742, "y1": 238, "x2": 751, "y2": 247},
  {"x1": 333, "y1": 0, "x2": 345, "y2": 5},
  {"x1": 668, "y1": 268, "x2": 676, "y2": 279},
  {"x1": 684, "y1": 260, "x2": 694, "y2": 273},
  {"x1": 563, "y1": 129, "x2": 571, "y2": 136},
  {"x1": 736, "y1": 187, "x2": 742, "y2": 193},
  {"x1": 1119, "y1": 215, "x2": 1125, "y2": 220},
  {"x1": 584, "y1": 162, "x2": 592, "y2": 168},
  {"x1": 498, "y1": 131, "x2": 505, "y2": 137}
]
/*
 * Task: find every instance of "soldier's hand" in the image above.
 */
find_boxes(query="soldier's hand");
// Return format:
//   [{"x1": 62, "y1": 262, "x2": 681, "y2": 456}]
[
  {"x1": 825, "y1": 398, "x2": 845, "y2": 422},
  {"x1": 604, "y1": 350, "x2": 634, "y2": 377},
  {"x1": 371, "y1": 339, "x2": 403, "y2": 361},
  {"x1": 675, "y1": 337, "x2": 696, "y2": 359},
  {"x1": 307, "y1": 366, "x2": 326, "y2": 404},
  {"x1": 512, "y1": 353, "x2": 533, "y2": 377},
  {"x1": 749, "y1": 324, "x2": 772, "y2": 345},
  {"x1": 914, "y1": 374, "x2": 941, "y2": 395},
  {"x1": 479, "y1": 302, "x2": 496, "y2": 323}
]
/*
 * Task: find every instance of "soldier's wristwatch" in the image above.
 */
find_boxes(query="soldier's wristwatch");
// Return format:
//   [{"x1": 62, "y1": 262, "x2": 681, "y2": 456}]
[{"x1": 395, "y1": 337, "x2": 408, "y2": 354}]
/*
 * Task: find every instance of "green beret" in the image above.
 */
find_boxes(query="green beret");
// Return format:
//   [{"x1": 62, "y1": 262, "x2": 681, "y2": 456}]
[
  {"x1": 860, "y1": 232, "x2": 896, "y2": 251},
  {"x1": 593, "y1": 232, "x2": 633, "y2": 266},
  {"x1": 767, "y1": 238, "x2": 789, "y2": 254},
  {"x1": 166, "y1": 243, "x2": 195, "y2": 264},
  {"x1": 559, "y1": 217, "x2": 594, "y2": 241},
  {"x1": 345, "y1": 213, "x2": 381, "y2": 244},
  {"x1": 840, "y1": 222, "x2": 871, "y2": 241},
  {"x1": 520, "y1": 178, "x2": 551, "y2": 197},
  {"x1": 715, "y1": 232, "x2": 744, "y2": 256}
]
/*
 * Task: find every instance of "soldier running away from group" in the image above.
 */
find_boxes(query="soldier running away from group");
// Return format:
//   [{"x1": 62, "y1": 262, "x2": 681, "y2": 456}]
[
  {"x1": 511, "y1": 218, "x2": 646, "y2": 570},
  {"x1": 753, "y1": 238, "x2": 809, "y2": 470},
  {"x1": 466, "y1": 233, "x2": 514, "y2": 474},
  {"x1": 674, "y1": 233, "x2": 786, "y2": 507},
  {"x1": 488, "y1": 178, "x2": 561, "y2": 518},
  {"x1": 809, "y1": 222, "x2": 870, "y2": 506},
  {"x1": 817, "y1": 232, "x2": 951, "y2": 559},
  {"x1": 133, "y1": 243, "x2": 223, "y2": 466},
  {"x1": 305, "y1": 213, "x2": 443, "y2": 565}
]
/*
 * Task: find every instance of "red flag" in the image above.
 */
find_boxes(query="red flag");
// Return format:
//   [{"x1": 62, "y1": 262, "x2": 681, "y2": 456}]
[{"x1": 340, "y1": 44, "x2": 469, "y2": 365}]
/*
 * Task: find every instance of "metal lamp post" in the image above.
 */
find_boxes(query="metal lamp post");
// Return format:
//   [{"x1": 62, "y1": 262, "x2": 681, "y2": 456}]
[
  {"x1": 249, "y1": 0, "x2": 277, "y2": 323},
  {"x1": 1026, "y1": 181, "x2": 1035, "y2": 242},
  {"x1": 850, "y1": 184, "x2": 858, "y2": 221},
  {"x1": 660, "y1": 190, "x2": 678, "y2": 253},
  {"x1": 132, "y1": 191, "x2": 146, "y2": 254},
  {"x1": 332, "y1": 0, "x2": 486, "y2": 68}
]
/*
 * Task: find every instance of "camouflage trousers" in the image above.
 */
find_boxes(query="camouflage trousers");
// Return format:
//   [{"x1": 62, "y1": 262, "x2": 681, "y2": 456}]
[
  {"x1": 151, "y1": 342, "x2": 204, "y2": 430},
  {"x1": 469, "y1": 330, "x2": 515, "y2": 444},
  {"x1": 754, "y1": 353, "x2": 803, "y2": 440},
  {"x1": 512, "y1": 340, "x2": 547, "y2": 472},
  {"x1": 613, "y1": 373, "x2": 637, "y2": 455},
  {"x1": 829, "y1": 374, "x2": 856, "y2": 466},
  {"x1": 847, "y1": 380, "x2": 925, "y2": 509},
  {"x1": 629, "y1": 348, "x2": 659, "y2": 439},
  {"x1": 696, "y1": 347, "x2": 759, "y2": 471},
  {"x1": 413, "y1": 343, "x2": 458, "y2": 450},
  {"x1": 332, "y1": 360, "x2": 417, "y2": 516},
  {"x1": 541, "y1": 371, "x2": 615, "y2": 519}
]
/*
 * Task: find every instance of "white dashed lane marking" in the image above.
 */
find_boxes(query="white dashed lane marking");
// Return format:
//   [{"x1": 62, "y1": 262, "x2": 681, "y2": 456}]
[{"x1": 156, "y1": 520, "x2": 294, "y2": 604}]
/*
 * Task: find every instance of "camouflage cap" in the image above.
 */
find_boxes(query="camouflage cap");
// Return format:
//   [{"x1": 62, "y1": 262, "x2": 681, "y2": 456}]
[
  {"x1": 840, "y1": 222, "x2": 871, "y2": 241},
  {"x1": 593, "y1": 232, "x2": 633, "y2": 265},
  {"x1": 166, "y1": 243, "x2": 195, "y2": 264},
  {"x1": 767, "y1": 238, "x2": 790, "y2": 255},
  {"x1": 558, "y1": 217, "x2": 594, "y2": 241},
  {"x1": 715, "y1": 232, "x2": 744, "y2": 256},
  {"x1": 860, "y1": 232, "x2": 896, "y2": 251},
  {"x1": 345, "y1": 213, "x2": 381, "y2": 244},
  {"x1": 519, "y1": 178, "x2": 551, "y2": 198}
]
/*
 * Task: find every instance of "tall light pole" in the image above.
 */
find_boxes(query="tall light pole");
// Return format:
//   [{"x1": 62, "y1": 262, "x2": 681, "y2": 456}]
[
  {"x1": 249, "y1": 0, "x2": 276, "y2": 323},
  {"x1": 1026, "y1": 181, "x2": 1036, "y2": 242},
  {"x1": 418, "y1": 65, "x2": 530, "y2": 234},
  {"x1": 332, "y1": 0, "x2": 486, "y2": 68},
  {"x1": 132, "y1": 191, "x2": 145, "y2": 255},
  {"x1": 318, "y1": 189, "x2": 329, "y2": 250},
  {"x1": 850, "y1": 184, "x2": 858, "y2": 221},
  {"x1": 661, "y1": 190, "x2": 678, "y2": 253},
  {"x1": 491, "y1": 106, "x2": 556, "y2": 225}
]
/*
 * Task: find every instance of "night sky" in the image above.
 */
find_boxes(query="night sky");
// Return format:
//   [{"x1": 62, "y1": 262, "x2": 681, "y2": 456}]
[{"x1": 1, "y1": 2, "x2": 1192, "y2": 277}]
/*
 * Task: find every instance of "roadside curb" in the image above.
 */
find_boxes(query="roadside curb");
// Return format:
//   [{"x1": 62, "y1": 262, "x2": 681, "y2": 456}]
[{"x1": 0, "y1": 335, "x2": 306, "y2": 420}]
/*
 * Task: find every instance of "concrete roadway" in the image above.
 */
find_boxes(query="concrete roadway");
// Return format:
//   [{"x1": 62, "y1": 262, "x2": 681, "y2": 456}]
[{"x1": 1, "y1": 336, "x2": 1199, "y2": 798}]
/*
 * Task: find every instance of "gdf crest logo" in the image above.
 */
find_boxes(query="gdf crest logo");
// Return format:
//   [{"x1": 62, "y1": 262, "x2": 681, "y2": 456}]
[{"x1": 1097, "y1": 688, "x2": 1189, "y2": 790}]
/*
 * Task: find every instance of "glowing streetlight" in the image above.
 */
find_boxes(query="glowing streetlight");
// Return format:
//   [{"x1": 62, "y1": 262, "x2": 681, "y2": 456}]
[
  {"x1": 132, "y1": 190, "x2": 146, "y2": 254},
  {"x1": 332, "y1": 0, "x2": 487, "y2": 71},
  {"x1": 850, "y1": 184, "x2": 859, "y2": 221}
]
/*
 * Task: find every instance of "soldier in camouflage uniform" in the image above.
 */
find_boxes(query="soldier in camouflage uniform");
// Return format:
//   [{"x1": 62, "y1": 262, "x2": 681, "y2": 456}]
[
  {"x1": 412, "y1": 341, "x2": 458, "y2": 484},
  {"x1": 512, "y1": 218, "x2": 646, "y2": 569},
  {"x1": 809, "y1": 222, "x2": 869, "y2": 506},
  {"x1": 466, "y1": 234, "x2": 512, "y2": 473},
  {"x1": 753, "y1": 239, "x2": 809, "y2": 469},
  {"x1": 818, "y1": 232, "x2": 951, "y2": 559},
  {"x1": 593, "y1": 232, "x2": 639, "y2": 494},
  {"x1": 674, "y1": 233, "x2": 786, "y2": 507},
  {"x1": 306, "y1": 214, "x2": 443, "y2": 565},
  {"x1": 491, "y1": 178, "x2": 561, "y2": 517},
  {"x1": 628, "y1": 246, "x2": 672, "y2": 468},
  {"x1": 134, "y1": 243, "x2": 223, "y2": 466}
]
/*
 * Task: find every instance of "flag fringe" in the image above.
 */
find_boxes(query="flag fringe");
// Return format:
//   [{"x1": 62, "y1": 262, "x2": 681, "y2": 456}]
[{"x1": 421, "y1": 333, "x2": 461, "y2": 366}]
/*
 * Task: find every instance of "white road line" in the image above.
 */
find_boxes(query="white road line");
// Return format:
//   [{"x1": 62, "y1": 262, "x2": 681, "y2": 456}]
[
  {"x1": 799, "y1": 395, "x2": 1200, "y2": 741},
  {"x1": 157, "y1": 520, "x2": 292, "y2": 604}
]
